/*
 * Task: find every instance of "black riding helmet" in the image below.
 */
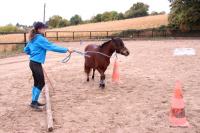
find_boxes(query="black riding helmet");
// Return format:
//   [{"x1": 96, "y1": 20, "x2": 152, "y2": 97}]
[{"x1": 33, "y1": 22, "x2": 48, "y2": 30}]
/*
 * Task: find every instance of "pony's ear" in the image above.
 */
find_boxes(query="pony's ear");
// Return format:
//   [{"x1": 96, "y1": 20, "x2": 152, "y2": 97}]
[{"x1": 111, "y1": 37, "x2": 115, "y2": 41}]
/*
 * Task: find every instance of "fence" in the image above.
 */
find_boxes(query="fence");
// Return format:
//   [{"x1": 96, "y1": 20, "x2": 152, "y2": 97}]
[
  {"x1": 1, "y1": 29, "x2": 199, "y2": 57},
  {"x1": 1, "y1": 29, "x2": 200, "y2": 46},
  {"x1": 45, "y1": 29, "x2": 200, "y2": 41},
  {"x1": 0, "y1": 32, "x2": 27, "y2": 57},
  {"x1": 0, "y1": 32, "x2": 27, "y2": 45}
]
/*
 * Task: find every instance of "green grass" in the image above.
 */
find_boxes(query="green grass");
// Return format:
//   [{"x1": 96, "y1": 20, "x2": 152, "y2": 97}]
[
  {"x1": 0, "y1": 24, "x2": 23, "y2": 32},
  {"x1": 0, "y1": 44, "x2": 24, "y2": 58}
]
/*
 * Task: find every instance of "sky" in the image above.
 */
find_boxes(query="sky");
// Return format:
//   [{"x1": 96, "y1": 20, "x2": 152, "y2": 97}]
[{"x1": 0, "y1": 0, "x2": 170, "y2": 26}]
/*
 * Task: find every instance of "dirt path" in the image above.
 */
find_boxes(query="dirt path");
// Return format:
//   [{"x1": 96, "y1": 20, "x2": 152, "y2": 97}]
[{"x1": 0, "y1": 40, "x2": 200, "y2": 133}]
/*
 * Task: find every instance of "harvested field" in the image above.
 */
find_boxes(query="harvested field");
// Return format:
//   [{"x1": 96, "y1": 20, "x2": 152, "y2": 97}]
[{"x1": 53, "y1": 15, "x2": 168, "y2": 31}]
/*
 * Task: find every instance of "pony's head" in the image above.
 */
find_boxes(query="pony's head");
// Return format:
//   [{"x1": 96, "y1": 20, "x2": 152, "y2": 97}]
[{"x1": 111, "y1": 38, "x2": 129, "y2": 56}]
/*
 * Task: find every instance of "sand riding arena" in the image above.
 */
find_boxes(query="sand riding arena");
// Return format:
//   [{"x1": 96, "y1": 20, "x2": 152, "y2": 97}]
[{"x1": 0, "y1": 39, "x2": 200, "y2": 133}]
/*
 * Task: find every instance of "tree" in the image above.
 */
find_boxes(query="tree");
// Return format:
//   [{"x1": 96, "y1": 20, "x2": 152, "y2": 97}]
[
  {"x1": 91, "y1": 14, "x2": 102, "y2": 23},
  {"x1": 150, "y1": 11, "x2": 159, "y2": 16},
  {"x1": 101, "y1": 11, "x2": 119, "y2": 21},
  {"x1": 59, "y1": 19, "x2": 70, "y2": 27},
  {"x1": 118, "y1": 13, "x2": 125, "y2": 20},
  {"x1": 150, "y1": 11, "x2": 166, "y2": 16},
  {"x1": 159, "y1": 11, "x2": 166, "y2": 15},
  {"x1": 169, "y1": 0, "x2": 200, "y2": 31},
  {"x1": 48, "y1": 15, "x2": 63, "y2": 28},
  {"x1": 47, "y1": 15, "x2": 70, "y2": 28},
  {"x1": 124, "y1": 2, "x2": 149, "y2": 19},
  {"x1": 70, "y1": 15, "x2": 83, "y2": 25},
  {"x1": 102, "y1": 11, "x2": 119, "y2": 21},
  {"x1": 91, "y1": 11, "x2": 122, "y2": 23},
  {"x1": 83, "y1": 20, "x2": 91, "y2": 24},
  {"x1": 16, "y1": 23, "x2": 20, "y2": 27},
  {"x1": 0, "y1": 24, "x2": 22, "y2": 32}
]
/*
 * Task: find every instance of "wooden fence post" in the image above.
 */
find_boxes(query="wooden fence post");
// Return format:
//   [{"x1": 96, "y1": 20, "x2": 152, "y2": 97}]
[
  {"x1": 164, "y1": 30, "x2": 167, "y2": 37},
  {"x1": 24, "y1": 33, "x2": 26, "y2": 45},
  {"x1": 73, "y1": 32, "x2": 75, "y2": 40},
  {"x1": 90, "y1": 31, "x2": 92, "y2": 39},
  {"x1": 56, "y1": 32, "x2": 58, "y2": 41},
  {"x1": 137, "y1": 31, "x2": 140, "y2": 38},
  {"x1": 132, "y1": 32, "x2": 134, "y2": 38},
  {"x1": 45, "y1": 32, "x2": 47, "y2": 37}
]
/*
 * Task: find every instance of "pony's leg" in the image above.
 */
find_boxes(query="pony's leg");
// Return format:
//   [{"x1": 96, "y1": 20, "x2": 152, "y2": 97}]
[
  {"x1": 92, "y1": 69, "x2": 95, "y2": 80},
  {"x1": 97, "y1": 69, "x2": 106, "y2": 88},
  {"x1": 100, "y1": 73, "x2": 105, "y2": 88},
  {"x1": 84, "y1": 65, "x2": 91, "y2": 82},
  {"x1": 86, "y1": 70, "x2": 90, "y2": 82}
]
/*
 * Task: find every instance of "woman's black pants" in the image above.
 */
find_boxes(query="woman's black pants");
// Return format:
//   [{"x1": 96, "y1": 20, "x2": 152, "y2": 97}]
[{"x1": 29, "y1": 60, "x2": 45, "y2": 90}]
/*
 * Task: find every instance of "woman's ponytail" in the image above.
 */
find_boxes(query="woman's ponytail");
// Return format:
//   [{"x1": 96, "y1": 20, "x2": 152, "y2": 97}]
[{"x1": 29, "y1": 28, "x2": 37, "y2": 41}]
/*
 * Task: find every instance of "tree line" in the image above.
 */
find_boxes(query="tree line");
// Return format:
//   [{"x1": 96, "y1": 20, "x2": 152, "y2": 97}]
[
  {"x1": 47, "y1": 0, "x2": 200, "y2": 31},
  {"x1": 168, "y1": 0, "x2": 200, "y2": 31},
  {"x1": 1, "y1": 1, "x2": 199, "y2": 32},
  {"x1": 47, "y1": 2, "x2": 166, "y2": 28}
]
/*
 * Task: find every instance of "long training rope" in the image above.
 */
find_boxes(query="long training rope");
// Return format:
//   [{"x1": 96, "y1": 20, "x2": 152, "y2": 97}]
[
  {"x1": 61, "y1": 53, "x2": 72, "y2": 63},
  {"x1": 29, "y1": 50, "x2": 117, "y2": 90},
  {"x1": 61, "y1": 50, "x2": 114, "y2": 63},
  {"x1": 84, "y1": 51, "x2": 111, "y2": 58},
  {"x1": 29, "y1": 68, "x2": 56, "y2": 93},
  {"x1": 43, "y1": 68, "x2": 55, "y2": 93},
  {"x1": 28, "y1": 50, "x2": 118, "y2": 99}
]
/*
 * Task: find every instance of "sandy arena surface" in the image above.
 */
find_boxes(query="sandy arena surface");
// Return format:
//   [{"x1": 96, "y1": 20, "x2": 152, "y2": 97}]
[{"x1": 0, "y1": 40, "x2": 200, "y2": 133}]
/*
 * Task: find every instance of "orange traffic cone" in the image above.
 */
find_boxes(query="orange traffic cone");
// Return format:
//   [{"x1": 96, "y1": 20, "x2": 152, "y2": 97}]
[
  {"x1": 169, "y1": 80, "x2": 189, "y2": 127},
  {"x1": 112, "y1": 59, "x2": 119, "y2": 82}
]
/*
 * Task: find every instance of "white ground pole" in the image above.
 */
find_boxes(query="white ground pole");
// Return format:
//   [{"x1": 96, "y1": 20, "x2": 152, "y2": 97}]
[
  {"x1": 173, "y1": 48, "x2": 196, "y2": 56},
  {"x1": 45, "y1": 83, "x2": 54, "y2": 132},
  {"x1": 44, "y1": 69, "x2": 54, "y2": 132}
]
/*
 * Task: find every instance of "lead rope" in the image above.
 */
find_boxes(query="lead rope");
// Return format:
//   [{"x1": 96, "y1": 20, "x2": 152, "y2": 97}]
[
  {"x1": 61, "y1": 53, "x2": 71, "y2": 63},
  {"x1": 85, "y1": 51, "x2": 111, "y2": 58},
  {"x1": 64, "y1": 48, "x2": 109, "y2": 63},
  {"x1": 28, "y1": 68, "x2": 55, "y2": 93},
  {"x1": 61, "y1": 50, "x2": 113, "y2": 63},
  {"x1": 43, "y1": 68, "x2": 55, "y2": 93},
  {"x1": 115, "y1": 52, "x2": 118, "y2": 59}
]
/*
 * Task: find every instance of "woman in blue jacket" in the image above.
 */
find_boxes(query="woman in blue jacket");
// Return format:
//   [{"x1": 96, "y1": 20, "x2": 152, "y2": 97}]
[{"x1": 24, "y1": 22, "x2": 73, "y2": 110}]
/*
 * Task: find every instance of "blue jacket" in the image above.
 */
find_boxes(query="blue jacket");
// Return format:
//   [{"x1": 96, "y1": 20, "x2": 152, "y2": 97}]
[{"x1": 24, "y1": 34, "x2": 68, "y2": 64}]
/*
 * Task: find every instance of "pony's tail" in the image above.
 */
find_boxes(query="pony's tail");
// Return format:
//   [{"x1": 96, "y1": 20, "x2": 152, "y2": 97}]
[{"x1": 29, "y1": 28, "x2": 37, "y2": 41}]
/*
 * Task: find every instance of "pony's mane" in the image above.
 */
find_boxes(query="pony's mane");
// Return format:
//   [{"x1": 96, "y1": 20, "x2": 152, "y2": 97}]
[{"x1": 100, "y1": 40, "x2": 112, "y2": 48}]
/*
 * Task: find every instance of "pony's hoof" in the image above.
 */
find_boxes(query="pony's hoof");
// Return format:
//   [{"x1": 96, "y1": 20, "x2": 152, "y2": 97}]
[
  {"x1": 87, "y1": 79, "x2": 89, "y2": 82},
  {"x1": 99, "y1": 84, "x2": 105, "y2": 89},
  {"x1": 92, "y1": 77, "x2": 94, "y2": 80}
]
